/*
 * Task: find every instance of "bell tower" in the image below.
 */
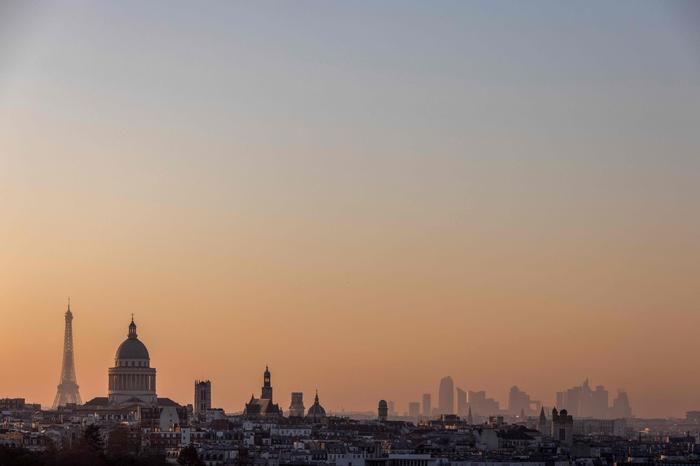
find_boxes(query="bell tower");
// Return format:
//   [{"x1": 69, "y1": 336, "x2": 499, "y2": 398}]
[{"x1": 261, "y1": 366, "x2": 273, "y2": 400}]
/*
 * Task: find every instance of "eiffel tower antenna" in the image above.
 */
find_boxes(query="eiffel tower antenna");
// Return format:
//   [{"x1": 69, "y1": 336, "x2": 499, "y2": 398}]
[{"x1": 53, "y1": 299, "x2": 82, "y2": 408}]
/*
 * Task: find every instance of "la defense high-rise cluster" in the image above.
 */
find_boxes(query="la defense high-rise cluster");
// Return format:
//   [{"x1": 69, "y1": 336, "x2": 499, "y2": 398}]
[
  {"x1": 556, "y1": 379, "x2": 632, "y2": 419},
  {"x1": 405, "y1": 375, "x2": 632, "y2": 421}
]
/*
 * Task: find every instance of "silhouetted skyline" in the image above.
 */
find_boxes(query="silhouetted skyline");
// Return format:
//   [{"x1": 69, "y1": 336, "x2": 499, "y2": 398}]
[{"x1": 1, "y1": 0, "x2": 699, "y2": 418}]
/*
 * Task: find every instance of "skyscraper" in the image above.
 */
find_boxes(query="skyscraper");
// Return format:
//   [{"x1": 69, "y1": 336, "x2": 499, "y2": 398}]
[
  {"x1": 53, "y1": 301, "x2": 82, "y2": 408},
  {"x1": 456, "y1": 387, "x2": 467, "y2": 416},
  {"x1": 508, "y1": 385, "x2": 539, "y2": 417},
  {"x1": 556, "y1": 379, "x2": 617, "y2": 418},
  {"x1": 422, "y1": 393, "x2": 432, "y2": 417},
  {"x1": 438, "y1": 376, "x2": 454, "y2": 415},
  {"x1": 592, "y1": 385, "x2": 609, "y2": 418},
  {"x1": 611, "y1": 390, "x2": 632, "y2": 418},
  {"x1": 408, "y1": 402, "x2": 421, "y2": 418},
  {"x1": 468, "y1": 390, "x2": 500, "y2": 416}
]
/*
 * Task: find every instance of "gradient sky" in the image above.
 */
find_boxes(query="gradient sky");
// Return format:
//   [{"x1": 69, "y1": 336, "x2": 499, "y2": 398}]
[{"x1": 1, "y1": 0, "x2": 699, "y2": 418}]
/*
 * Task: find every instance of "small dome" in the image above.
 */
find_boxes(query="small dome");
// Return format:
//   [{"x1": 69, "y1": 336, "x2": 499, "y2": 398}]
[
  {"x1": 307, "y1": 391, "x2": 326, "y2": 418},
  {"x1": 307, "y1": 403, "x2": 326, "y2": 417}
]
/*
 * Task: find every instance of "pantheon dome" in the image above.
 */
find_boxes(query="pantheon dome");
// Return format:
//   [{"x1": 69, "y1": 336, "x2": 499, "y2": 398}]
[
  {"x1": 108, "y1": 318, "x2": 157, "y2": 405},
  {"x1": 115, "y1": 331, "x2": 150, "y2": 360}
]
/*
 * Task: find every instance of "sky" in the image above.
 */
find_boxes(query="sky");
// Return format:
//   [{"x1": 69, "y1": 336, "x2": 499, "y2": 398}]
[{"x1": 0, "y1": 0, "x2": 699, "y2": 418}]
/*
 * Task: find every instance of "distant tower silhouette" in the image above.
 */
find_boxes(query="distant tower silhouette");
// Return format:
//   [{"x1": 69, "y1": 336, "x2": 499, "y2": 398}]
[
  {"x1": 53, "y1": 300, "x2": 82, "y2": 408},
  {"x1": 538, "y1": 406, "x2": 547, "y2": 433},
  {"x1": 195, "y1": 380, "x2": 212, "y2": 417},
  {"x1": 378, "y1": 400, "x2": 388, "y2": 421},
  {"x1": 422, "y1": 393, "x2": 432, "y2": 417},
  {"x1": 289, "y1": 392, "x2": 305, "y2": 418},
  {"x1": 261, "y1": 366, "x2": 273, "y2": 400},
  {"x1": 438, "y1": 376, "x2": 454, "y2": 415}
]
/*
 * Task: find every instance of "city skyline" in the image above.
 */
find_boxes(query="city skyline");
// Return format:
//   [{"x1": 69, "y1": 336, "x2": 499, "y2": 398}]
[
  {"x1": 2, "y1": 0, "x2": 700, "y2": 420},
  {"x1": 10, "y1": 302, "x2": 641, "y2": 418}
]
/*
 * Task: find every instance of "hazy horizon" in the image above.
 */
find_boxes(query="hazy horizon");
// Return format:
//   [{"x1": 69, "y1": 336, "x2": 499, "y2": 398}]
[{"x1": 1, "y1": 0, "x2": 699, "y2": 418}]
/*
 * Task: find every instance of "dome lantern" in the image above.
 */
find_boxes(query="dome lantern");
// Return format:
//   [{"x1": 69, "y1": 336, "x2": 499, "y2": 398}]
[{"x1": 128, "y1": 314, "x2": 137, "y2": 339}]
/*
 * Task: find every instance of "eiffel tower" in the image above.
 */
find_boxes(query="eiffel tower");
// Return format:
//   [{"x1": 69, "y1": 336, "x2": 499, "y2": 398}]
[{"x1": 53, "y1": 300, "x2": 82, "y2": 408}]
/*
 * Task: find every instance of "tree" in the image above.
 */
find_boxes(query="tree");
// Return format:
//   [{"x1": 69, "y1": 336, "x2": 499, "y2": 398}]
[
  {"x1": 106, "y1": 424, "x2": 130, "y2": 456},
  {"x1": 177, "y1": 445, "x2": 204, "y2": 466},
  {"x1": 82, "y1": 424, "x2": 104, "y2": 452}
]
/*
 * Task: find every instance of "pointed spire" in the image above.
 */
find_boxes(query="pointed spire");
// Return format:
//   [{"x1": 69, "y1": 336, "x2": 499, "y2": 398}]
[
  {"x1": 66, "y1": 297, "x2": 73, "y2": 318},
  {"x1": 315, "y1": 389, "x2": 319, "y2": 403},
  {"x1": 539, "y1": 406, "x2": 546, "y2": 421}
]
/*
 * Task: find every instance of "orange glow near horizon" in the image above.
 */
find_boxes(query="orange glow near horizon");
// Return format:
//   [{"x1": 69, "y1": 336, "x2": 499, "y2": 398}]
[{"x1": 1, "y1": 1, "x2": 699, "y2": 418}]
